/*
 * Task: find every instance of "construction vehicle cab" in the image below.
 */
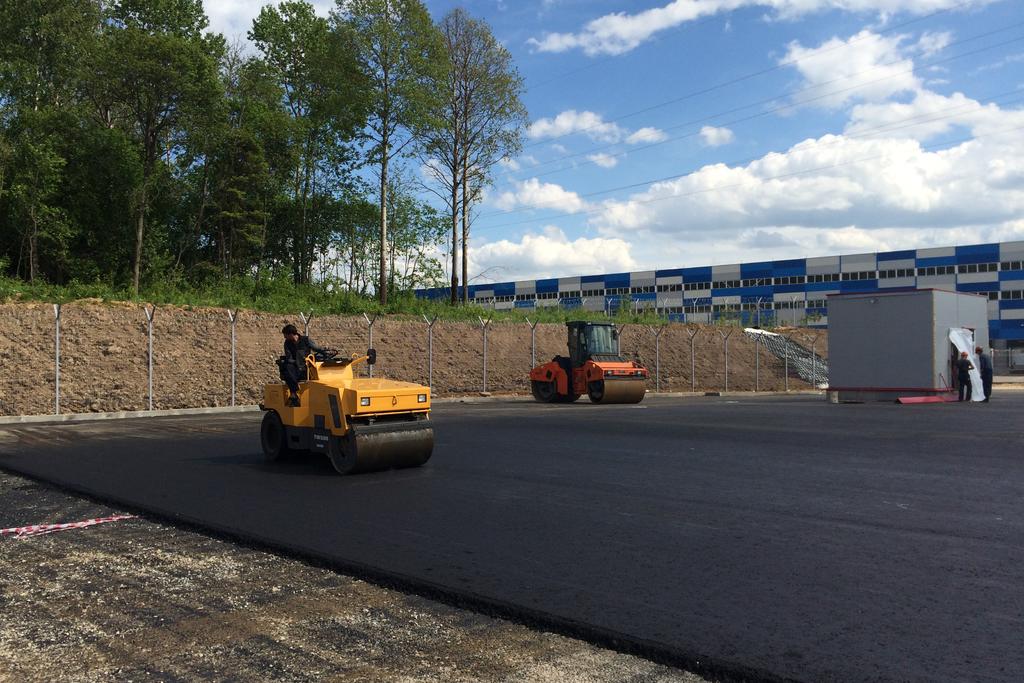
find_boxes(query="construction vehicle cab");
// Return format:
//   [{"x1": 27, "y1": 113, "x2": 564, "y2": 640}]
[
  {"x1": 260, "y1": 349, "x2": 433, "y2": 475},
  {"x1": 529, "y1": 321, "x2": 648, "y2": 404}
]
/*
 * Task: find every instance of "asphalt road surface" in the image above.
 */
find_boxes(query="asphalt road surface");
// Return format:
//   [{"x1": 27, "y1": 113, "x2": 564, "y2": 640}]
[{"x1": 2, "y1": 394, "x2": 1022, "y2": 682}]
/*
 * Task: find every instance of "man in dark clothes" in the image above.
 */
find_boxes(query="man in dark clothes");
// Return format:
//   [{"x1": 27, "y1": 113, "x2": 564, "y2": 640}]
[
  {"x1": 956, "y1": 350, "x2": 974, "y2": 402},
  {"x1": 279, "y1": 324, "x2": 330, "y2": 407},
  {"x1": 976, "y1": 345, "x2": 993, "y2": 402}
]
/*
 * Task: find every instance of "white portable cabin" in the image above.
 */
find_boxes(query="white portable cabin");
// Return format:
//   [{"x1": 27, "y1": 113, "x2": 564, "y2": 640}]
[{"x1": 827, "y1": 289, "x2": 989, "y2": 402}]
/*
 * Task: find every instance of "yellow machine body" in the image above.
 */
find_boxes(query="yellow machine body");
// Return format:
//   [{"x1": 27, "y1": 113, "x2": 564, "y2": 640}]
[{"x1": 260, "y1": 352, "x2": 433, "y2": 475}]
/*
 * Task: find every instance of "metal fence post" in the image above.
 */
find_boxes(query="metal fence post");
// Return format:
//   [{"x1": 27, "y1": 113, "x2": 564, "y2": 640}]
[
  {"x1": 526, "y1": 317, "x2": 539, "y2": 368},
  {"x1": 810, "y1": 333, "x2": 820, "y2": 388},
  {"x1": 784, "y1": 334, "x2": 790, "y2": 392},
  {"x1": 228, "y1": 310, "x2": 238, "y2": 406},
  {"x1": 755, "y1": 334, "x2": 761, "y2": 392},
  {"x1": 144, "y1": 305, "x2": 156, "y2": 411},
  {"x1": 478, "y1": 316, "x2": 492, "y2": 392},
  {"x1": 649, "y1": 325, "x2": 666, "y2": 392},
  {"x1": 299, "y1": 310, "x2": 313, "y2": 335},
  {"x1": 53, "y1": 304, "x2": 61, "y2": 415},
  {"x1": 687, "y1": 327, "x2": 700, "y2": 392},
  {"x1": 422, "y1": 314, "x2": 438, "y2": 391},
  {"x1": 718, "y1": 328, "x2": 734, "y2": 392},
  {"x1": 362, "y1": 313, "x2": 378, "y2": 378}
]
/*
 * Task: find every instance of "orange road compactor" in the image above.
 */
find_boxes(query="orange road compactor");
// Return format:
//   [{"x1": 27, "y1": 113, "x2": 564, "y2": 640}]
[{"x1": 529, "y1": 321, "x2": 648, "y2": 404}]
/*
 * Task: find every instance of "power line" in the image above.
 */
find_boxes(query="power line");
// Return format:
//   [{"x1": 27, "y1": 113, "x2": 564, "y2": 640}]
[
  {"x1": 525, "y1": 14, "x2": 724, "y2": 90},
  {"x1": 521, "y1": 0, "x2": 981, "y2": 149},
  {"x1": 472, "y1": 118, "x2": 1024, "y2": 234},
  {"x1": 509, "y1": 24, "x2": 1024, "y2": 180},
  {"x1": 481, "y1": 79, "x2": 1024, "y2": 222}
]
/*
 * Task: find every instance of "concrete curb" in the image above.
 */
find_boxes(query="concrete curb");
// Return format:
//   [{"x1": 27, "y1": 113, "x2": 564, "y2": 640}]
[
  {"x1": 0, "y1": 388, "x2": 902, "y2": 426},
  {"x1": 0, "y1": 405, "x2": 261, "y2": 426}
]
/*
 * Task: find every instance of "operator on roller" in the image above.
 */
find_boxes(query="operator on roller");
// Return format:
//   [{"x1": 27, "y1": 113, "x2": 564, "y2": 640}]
[{"x1": 279, "y1": 324, "x2": 333, "y2": 407}]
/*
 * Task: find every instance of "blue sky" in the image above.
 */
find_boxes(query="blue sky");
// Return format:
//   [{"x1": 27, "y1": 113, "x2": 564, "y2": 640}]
[{"x1": 207, "y1": 0, "x2": 1024, "y2": 283}]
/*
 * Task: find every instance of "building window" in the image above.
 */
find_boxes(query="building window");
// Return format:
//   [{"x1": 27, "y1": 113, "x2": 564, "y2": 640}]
[
  {"x1": 775, "y1": 275, "x2": 806, "y2": 285},
  {"x1": 1000, "y1": 261, "x2": 1022, "y2": 271},
  {"x1": 684, "y1": 281, "x2": 710, "y2": 291},
  {"x1": 959, "y1": 262, "x2": 998, "y2": 273},
  {"x1": 918, "y1": 265, "x2": 955, "y2": 276},
  {"x1": 807, "y1": 273, "x2": 840, "y2": 283},
  {"x1": 879, "y1": 268, "x2": 915, "y2": 279},
  {"x1": 712, "y1": 279, "x2": 740, "y2": 289}
]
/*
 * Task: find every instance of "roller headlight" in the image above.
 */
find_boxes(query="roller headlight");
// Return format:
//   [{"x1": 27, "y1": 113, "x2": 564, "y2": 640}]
[
  {"x1": 417, "y1": 394, "x2": 427, "y2": 403},
  {"x1": 360, "y1": 397, "x2": 371, "y2": 406}
]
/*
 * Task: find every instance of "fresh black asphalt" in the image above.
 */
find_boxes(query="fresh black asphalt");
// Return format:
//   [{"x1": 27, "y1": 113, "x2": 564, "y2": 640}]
[{"x1": 1, "y1": 394, "x2": 1022, "y2": 682}]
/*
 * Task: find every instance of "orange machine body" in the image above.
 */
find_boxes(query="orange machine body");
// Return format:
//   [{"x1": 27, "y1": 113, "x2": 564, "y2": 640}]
[
  {"x1": 529, "y1": 357, "x2": 647, "y2": 397},
  {"x1": 528, "y1": 321, "x2": 648, "y2": 404}
]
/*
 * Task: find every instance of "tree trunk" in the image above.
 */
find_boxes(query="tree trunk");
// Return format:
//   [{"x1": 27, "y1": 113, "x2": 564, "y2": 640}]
[
  {"x1": 132, "y1": 187, "x2": 146, "y2": 294},
  {"x1": 28, "y1": 210, "x2": 39, "y2": 284},
  {"x1": 450, "y1": 179, "x2": 459, "y2": 304},
  {"x1": 379, "y1": 149, "x2": 389, "y2": 306},
  {"x1": 461, "y1": 159, "x2": 469, "y2": 304}
]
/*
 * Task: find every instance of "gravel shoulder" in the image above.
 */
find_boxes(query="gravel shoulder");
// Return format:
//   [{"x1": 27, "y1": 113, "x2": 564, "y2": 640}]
[{"x1": 0, "y1": 471, "x2": 705, "y2": 683}]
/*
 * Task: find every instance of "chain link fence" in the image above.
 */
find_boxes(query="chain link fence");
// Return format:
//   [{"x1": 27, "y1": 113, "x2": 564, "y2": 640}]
[{"x1": 4, "y1": 306, "x2": 845, "y2": 417}]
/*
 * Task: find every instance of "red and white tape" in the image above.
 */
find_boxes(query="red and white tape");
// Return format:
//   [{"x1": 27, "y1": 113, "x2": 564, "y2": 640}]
[{"x1": 0, "y1": 514, "x2": 136, "y2": 539}]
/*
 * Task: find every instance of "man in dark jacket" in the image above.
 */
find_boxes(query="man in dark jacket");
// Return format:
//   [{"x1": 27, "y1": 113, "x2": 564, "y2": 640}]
[
  {"x1": 279, "y1": 324, "x2": 329, "y2": 407},
  {"x1": 975, "y1": 345, "x2": 993, "y2": 402},
  {"x1": 955, "y1": 351, "x2": 974, "y2": 402}
]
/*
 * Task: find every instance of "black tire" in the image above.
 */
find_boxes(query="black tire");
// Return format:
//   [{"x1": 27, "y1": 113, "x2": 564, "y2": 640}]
[
  {"x1": 531, "y1": 379, "x2": 558, "y2": 403},
  {"x1": 260, "y1": 410, "x2": 290, "y2": 461},
  {"x1": 328, "y1": 433, "x2": 358, "y2": 475},
  {"x1": 587, "y1": 380, "x2": 605, "y2": 403}
]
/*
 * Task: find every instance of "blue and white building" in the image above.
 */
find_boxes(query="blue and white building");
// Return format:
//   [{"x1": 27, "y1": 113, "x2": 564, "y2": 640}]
[{"x1": 416, "y1": 240, "x2": 1024, "y2": 348}]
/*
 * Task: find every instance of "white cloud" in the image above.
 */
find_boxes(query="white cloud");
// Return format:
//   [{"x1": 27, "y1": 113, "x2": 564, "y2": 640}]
[
  {"x1": 913, "y1": 31, "x2": 952, "y2": 57},
  {"x1": 528, "y1": 110, "x2": 625, "y2": 143},
  {"x1": 845, "y1": 90, "x2": 1024, "y2": 141},
  {"x1": 700, "y1": 125, "x2": 735, "y2": 146},
  {"x1": 528, "y1": 111, "x2": 667, "y2": 146},
  {"x1": 590, "y1": 100, "x2": 1024, "y2": 266},
  {"x1": 498, "y1": 157, "x2": 521, "y2": 171},
  {"x1": 970, "y1": 52, "x2": 1024, "y2": 75},
  {"x1": 626, "y1": 127, "x2": 668, "y2": 144},
  {"x1": 526, "y1": 0, "x2": 992, "y2": 56},
  {"x1": 494, "y1": 178, "x2": 589, "y2": 213},
  {"x1": 782, "y1": 30, "x2": 920, "y2": 109},
  {"x1": 469, "y1": 227, "x2": 636, "y2": 281},
  {"x1": 205, "y1": 0, "x2": 333, "y2": 41},
  {"x1": 587, "y1": 152, "x2": 619, "y2": 168}
]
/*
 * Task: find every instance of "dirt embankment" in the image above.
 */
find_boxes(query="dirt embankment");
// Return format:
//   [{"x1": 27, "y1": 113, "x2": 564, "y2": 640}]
[{"x1": 0, "y1": 301, "x2": 828, "y2": 416}]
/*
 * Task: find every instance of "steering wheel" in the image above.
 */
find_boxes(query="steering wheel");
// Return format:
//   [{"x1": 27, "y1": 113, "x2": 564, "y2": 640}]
[{"x1": 314, "y1": 349, "x2": 339, "y2": 362}]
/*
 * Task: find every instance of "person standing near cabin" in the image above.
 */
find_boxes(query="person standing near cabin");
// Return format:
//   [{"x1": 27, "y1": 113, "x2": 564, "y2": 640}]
[
  {"x1": 976, "y1": 345, "x2": 993, "y2": 402},
  {"x1": 956, "y1": 351, "x2": 974, "y2": 402}
]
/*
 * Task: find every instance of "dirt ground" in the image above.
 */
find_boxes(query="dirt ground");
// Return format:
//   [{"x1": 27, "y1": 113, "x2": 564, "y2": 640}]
[
  {"x1": 0, "y1": 470, "x2": 704, "y2": 683},
  {"x1": 0, "y1": 301, "x2": 828, "y2": 416}
]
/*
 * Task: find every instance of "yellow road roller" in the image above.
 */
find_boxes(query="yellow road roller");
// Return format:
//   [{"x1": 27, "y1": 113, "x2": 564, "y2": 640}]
[{"x1": 260, "y1": 349, "x2": 433, "y2": 474}]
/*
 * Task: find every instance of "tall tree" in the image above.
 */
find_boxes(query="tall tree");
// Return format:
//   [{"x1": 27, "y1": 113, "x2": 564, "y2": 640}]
[
  {"x1": 89, "y1": 0, "x2": 222, "y2": 293},
  {"x1": 422, "y1": 8, "x2": 526, "y2": 303},
  {"x1": 0, "y1": 0, "x2": 100, "y2": 112},
  {"x1": 5, "y1": 119, "x2": 67, "y2": 282},
  {"x1": 337, "y1": 0, "x2": 446, "y2": 305},
  {"x1": 250, "y1": 0, "x2": 367, "y2": 284}
]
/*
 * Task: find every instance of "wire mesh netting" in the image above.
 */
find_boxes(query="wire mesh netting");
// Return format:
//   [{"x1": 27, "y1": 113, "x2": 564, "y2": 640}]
[{"x1": 744, "y1": 328, "x2": 829, "y2": 388}]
